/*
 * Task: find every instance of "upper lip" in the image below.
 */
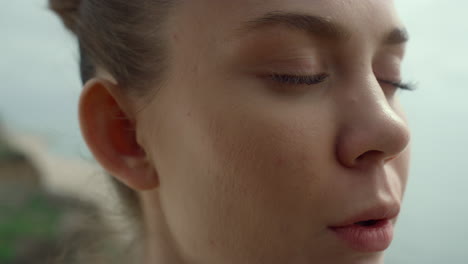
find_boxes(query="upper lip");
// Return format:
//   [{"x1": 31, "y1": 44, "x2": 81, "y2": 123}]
[{"x1": 329, "y1": 203, "x2": 400, "y2": 228}]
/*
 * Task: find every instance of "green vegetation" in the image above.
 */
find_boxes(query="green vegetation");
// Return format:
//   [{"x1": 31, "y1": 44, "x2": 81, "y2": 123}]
[{"x1": 0, "y1": 190, "x2": 62, "y2": 263}]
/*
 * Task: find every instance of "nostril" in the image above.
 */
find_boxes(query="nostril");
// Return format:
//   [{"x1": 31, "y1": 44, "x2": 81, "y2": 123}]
[
  {"x1": 356, "y1": 150, "x2": 383, "y2": 163},
  {"x1": 357, "y1": 153, "x2": 366, "y2": 161}
]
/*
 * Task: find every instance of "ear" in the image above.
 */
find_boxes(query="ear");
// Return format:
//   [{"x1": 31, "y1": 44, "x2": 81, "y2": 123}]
[{"x1": 78, "y1": 78, "x2": 159, "y2": 190}]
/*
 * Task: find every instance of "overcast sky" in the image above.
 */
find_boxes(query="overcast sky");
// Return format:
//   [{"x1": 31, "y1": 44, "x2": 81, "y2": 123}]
[{"x1": 1, "y1": 1, "x2": 467, "y2": 263}]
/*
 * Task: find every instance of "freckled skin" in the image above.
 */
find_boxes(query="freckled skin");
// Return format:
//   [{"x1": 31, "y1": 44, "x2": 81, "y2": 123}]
[{"x1": 136, "y1": 0, "x2": 411, "y2": 263}]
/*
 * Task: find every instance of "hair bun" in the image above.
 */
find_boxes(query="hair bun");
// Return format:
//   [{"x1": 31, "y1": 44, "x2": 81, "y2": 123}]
[{"x1": 49, "y1": 0, "x2": 82, "y2": 34}]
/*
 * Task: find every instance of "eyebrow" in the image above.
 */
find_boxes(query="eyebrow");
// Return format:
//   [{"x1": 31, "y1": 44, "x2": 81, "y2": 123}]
[{"x1": 236, "y1": 11, "x2": 409, "y2": 46}]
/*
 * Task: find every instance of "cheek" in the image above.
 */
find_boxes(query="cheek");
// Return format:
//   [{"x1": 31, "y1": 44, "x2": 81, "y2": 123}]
[
  {"x1": 154, "y1": 91, "x2": 338, "y2": 261},
  {"x1": 207, "y1": 110, "x2": 329, "y2": 197},
  {"x1": 202, "y1": 95, "x2": 338, "y2": 206},
  {"x1": 200, "y1": 104, "x2": 337, "y2": 253}
]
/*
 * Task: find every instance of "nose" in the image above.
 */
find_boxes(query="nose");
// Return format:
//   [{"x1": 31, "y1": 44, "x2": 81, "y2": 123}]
[{"x1": 335, "y1": 76, "x2": 411, "y2": 169}]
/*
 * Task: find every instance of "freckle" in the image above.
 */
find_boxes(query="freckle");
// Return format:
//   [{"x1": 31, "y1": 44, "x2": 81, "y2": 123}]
[
  {"x1": 172, "y1": 34, "x2": 179, "y2": 40},
  {"x1": 187, "y1": 111, "x2": 192, "y2": 117}
]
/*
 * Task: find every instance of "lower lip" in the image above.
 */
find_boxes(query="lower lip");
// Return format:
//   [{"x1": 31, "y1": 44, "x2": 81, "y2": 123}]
[{"x1": 329, "y1": 219, "x2": 394, "y2": 252}]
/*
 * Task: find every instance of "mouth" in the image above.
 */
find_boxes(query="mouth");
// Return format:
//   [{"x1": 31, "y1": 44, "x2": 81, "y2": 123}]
[
  {"x1": 354, "y1": 219, "x2": 383, "y2": 227},
  {"x1": 328, "y1": 204, "x2": 400, "y2": 252}
]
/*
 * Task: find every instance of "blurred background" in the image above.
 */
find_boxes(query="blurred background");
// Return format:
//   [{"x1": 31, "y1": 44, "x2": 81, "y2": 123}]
[{"x1": 0, "y1": 0, "x2": 467, "y2": 263}]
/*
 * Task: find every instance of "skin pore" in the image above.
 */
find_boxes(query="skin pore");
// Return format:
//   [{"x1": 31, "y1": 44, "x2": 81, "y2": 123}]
[{"x1": 79, "y1": 0, "x2": 411, "y2": 263}]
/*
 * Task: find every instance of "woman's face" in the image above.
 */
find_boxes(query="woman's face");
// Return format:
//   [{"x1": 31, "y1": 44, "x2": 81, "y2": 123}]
[{"x1": 137, "y1": 0, "x2": 411, "y2": 263}]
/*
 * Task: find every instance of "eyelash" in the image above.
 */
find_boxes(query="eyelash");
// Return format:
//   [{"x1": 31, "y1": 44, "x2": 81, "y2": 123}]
[
  {"x1": 378, "y1": 79, "x2": 416, "y2": 91},
  {"x1": 269, "y1": 73, "x2": 329, "y2": 85},
  {"x1": 268, "y1": 73, "x2": 416, "y2": 91}
]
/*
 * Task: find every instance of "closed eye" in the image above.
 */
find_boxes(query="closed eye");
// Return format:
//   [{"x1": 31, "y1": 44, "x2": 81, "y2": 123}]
[
  {"x1": 268, "y1": 73, "x2": 416, "y2": 91},
  {"x1": 268, "y1": 73, "x2": 329, "y2": 85},
  {"x1": 379, "y1": 79, "x2": 416, "y2": 91}
]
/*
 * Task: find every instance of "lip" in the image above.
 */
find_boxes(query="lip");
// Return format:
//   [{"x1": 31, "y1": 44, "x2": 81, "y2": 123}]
[{"x1": 328, "y1": 204, "x2": 400, "y2": 252}]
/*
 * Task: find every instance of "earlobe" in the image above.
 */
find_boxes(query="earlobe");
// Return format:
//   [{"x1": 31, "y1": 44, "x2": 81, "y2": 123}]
[{"x1": 78, "y1": 78, "x2": 159, "y2": 190}]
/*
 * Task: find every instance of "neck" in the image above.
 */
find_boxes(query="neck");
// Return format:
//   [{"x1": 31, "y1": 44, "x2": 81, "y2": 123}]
[{"x1": 141, "y1": 191, "x2": 185, "y2": 264}]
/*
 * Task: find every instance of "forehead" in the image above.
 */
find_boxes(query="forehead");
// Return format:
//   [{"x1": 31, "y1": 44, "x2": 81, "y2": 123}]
[{"x1": 171, "y1": 0, "x2": 403, "y2": 42}]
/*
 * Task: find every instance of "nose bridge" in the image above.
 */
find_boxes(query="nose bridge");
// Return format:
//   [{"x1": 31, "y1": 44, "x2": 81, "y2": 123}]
[
  {"x1": 346, "y1": 80, "x2": 399, "y2": 129},
  {"x1": 336, "y1": 74, "x2": 410, "y2": 168}
]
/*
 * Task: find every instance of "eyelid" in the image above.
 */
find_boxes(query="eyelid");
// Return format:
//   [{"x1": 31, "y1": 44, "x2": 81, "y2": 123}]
[
  {"x1": 263, "y1": 72, "x2": 415, "y2": 91},
  {"x1": 378, "y1": 79, "x2": 417, "y2": 91},
  {"x1": 256, "y1": 56, "x2": 323, "y2": 73}
]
